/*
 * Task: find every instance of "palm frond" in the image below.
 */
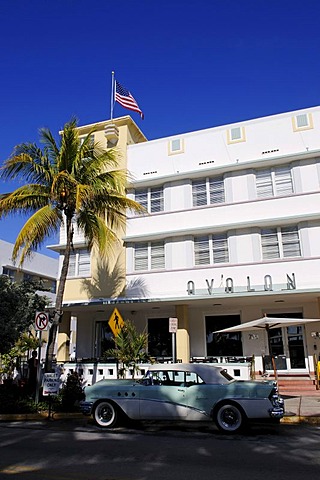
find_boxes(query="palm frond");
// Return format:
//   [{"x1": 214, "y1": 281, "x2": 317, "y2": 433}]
[
  {"x1": 59, "y1": 118, "x2": 80, "y2": 173},
  {"x1": 12, "y1": 206, "x2": 61, "y2": 265},
  {"x1": 0, "y1": 147, "x2": 54, "y2": 186},
  {"x1": 0, "y1": 185, "x2": 50, "y2": 219},
  {"x1": 39, "y1": 127, "x2": 60, "y2": 162},
  {"x1": 77, "y1": 210, "x2": 118, "y2": 253}
]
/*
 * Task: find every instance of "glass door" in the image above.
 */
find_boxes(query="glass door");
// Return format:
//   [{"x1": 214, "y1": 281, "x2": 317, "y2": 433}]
[
  {"x1": 286, "y1": 326, "x2": 306, "y2": 369},
  {"x1": 267, "y1": 325, "x2": 307, "y2": 370}
]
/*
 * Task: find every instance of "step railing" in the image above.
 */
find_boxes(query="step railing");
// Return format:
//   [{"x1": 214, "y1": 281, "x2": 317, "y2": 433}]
[{"x1": 313, "y1": 354, "x2": 320, "y2": 390}]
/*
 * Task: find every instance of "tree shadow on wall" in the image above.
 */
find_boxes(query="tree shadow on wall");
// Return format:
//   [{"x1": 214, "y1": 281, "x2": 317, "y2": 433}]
[
  {"x1": 81, "y1": 252, "x2": 125, "y2": 299},
  {"x1": 120, "y1": 277, "x2": 150, "y2": 299},
  {"x1": 81, "y1": 254, "x2": 149, "y2": 300}
]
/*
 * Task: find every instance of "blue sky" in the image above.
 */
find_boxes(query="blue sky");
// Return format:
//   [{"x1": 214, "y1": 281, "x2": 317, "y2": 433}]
[{"x1": 1, "y1": 0, "x2": 320, "y2": 258}]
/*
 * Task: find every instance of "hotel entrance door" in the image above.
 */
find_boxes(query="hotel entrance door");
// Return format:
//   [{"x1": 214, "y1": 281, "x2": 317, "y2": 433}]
[{"x1": 268, "y1": 325, "x2": 306, "y2": 370}]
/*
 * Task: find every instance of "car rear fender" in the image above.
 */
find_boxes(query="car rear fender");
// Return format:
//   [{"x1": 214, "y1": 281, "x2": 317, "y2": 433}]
[{"x1": 212, "y1": 397, "x2": 273, "y2": 420}]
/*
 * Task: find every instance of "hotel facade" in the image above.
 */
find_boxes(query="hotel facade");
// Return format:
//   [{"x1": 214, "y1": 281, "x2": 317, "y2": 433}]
[{"x1": 53, "y1": 107, "x2": 320, "y2": 378}]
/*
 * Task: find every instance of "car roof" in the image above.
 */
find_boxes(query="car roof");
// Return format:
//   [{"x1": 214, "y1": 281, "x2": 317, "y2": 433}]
[{"x1": 147, "y1": 363, "x2": 232, "y2": 384}]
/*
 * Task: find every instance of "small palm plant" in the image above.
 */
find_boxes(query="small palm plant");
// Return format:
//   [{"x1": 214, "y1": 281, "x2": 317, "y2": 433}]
[{"x1": 104, "y1": 320, "x2": 153, "y2": 379}]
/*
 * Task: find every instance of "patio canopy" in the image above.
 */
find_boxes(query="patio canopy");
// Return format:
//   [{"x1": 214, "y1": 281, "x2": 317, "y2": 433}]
[
  {"x1": 213, "y1": 316, "x2": 320, "y2": 373},
  {"x1": 213, "y1": 316, "x2": 320, "y2": 334}
]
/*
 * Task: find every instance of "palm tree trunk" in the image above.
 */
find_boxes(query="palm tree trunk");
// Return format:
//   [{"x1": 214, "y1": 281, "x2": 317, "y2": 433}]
[{"x1": 45, "y1": 218, "x2": 73, "y2": 372}]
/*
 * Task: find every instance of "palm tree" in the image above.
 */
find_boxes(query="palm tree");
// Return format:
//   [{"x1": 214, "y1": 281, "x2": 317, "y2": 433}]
[
  {"x1": 104, "y1": 320, "x2": 153, "y2": 379},
  {"x1": 0, "y1": 118, "x2": 144, "y2": 372}
]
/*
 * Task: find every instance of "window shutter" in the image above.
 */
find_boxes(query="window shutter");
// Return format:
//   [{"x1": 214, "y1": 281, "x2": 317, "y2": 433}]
[
  {"x1": 231, "y1": 127, "x2": 241, "y2": 141},
  {"x1": 171, "y1": 139, "x2": 181, "y2": 151},
  {"x1": 194, "y1": 236, "x2": 210, "y2": 265},
  {"x1": 135, "y1": 189, "x2": 148, "y2": 210},
  {"x1": 192, "y1": 180, "x2": 207, "y2": 207},
  {"x1": 78, "y1": 250, "x2": 91, "y2": 276},
  {"x1": 134, "y1": 243, "x2": 148, "y2": 271},
  {"x1": 209, "y1": 176, "x2": 225, "y2": 204},
  {"x1": 68, "y1": 253, "x2": 76, "y2": 277},
  {"x1": 281, "y1": 226, "x2": 301, "y2": 257},
  {"x1": 256, "y1": 170, "x2": 273, "y2": 198},
  {"x1": 274, "y1": 166, "x2": 293, "y2": 196},
  {"x1": 151, "y1": 242, "x2": 165, "y2": 269},
  {"x1": 212, "y1": 234, "x2": 229, "y2": 263},
  {"x1": 296, "y1": 114, "x2": 308, "y2": 128},
  {"x1": 150, "y1": 187, "x2": 164, "y2": 213},
  {"x1": 261, "y1": 229, "x2": 280, "y2": 259}
]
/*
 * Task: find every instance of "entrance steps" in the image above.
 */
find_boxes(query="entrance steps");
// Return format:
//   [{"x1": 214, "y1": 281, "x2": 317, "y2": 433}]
[{"x1": 257, "y1": 374, "x2": 320, "y2": 396}]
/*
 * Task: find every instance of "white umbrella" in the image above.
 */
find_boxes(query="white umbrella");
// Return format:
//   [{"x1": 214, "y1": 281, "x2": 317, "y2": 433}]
[
  {"x1": 213, "y1": 316, "x2": 320, "y2": 334},
  {"x1": 213, "y1": 316, "x2": 320, "y2": 377},
  {"x1": 214, "y1": 316, "x2": 320, "y2": 367}
]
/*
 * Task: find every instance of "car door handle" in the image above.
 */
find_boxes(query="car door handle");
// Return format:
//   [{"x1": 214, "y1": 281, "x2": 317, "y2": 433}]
[{"x1": 178, "y1": 389, "x2": 185, "y2": 392}]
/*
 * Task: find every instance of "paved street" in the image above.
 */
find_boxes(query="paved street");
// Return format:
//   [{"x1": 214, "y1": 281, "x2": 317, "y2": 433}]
[{"x1": 0, "y1": 419, "x2": 320, "y2": 480}]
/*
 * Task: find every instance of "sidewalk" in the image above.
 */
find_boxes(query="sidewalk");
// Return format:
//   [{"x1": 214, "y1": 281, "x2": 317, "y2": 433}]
[{"x1": 282, "y1": 395, "x2": 320, "y2": 424}]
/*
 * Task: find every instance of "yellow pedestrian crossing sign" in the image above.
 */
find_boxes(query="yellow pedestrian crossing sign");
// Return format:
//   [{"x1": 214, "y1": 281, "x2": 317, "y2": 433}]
[{"x1": 108, "y1": 308, "x2": 125, "y2": 336}]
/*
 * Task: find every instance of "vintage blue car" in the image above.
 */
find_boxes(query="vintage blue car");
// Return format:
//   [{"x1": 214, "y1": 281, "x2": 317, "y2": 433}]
[{"x1": 80, "y1": 363, "x2": 284, "y2": 433}]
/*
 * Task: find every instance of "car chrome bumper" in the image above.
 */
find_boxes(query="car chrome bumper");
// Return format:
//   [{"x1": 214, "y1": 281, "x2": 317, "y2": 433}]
[
  {"x1": 79, "y1": 401, "x2": 93, "y2": 415},
  {"x1": 269, "y1": 397, "x2": 285, "y2": 419}
]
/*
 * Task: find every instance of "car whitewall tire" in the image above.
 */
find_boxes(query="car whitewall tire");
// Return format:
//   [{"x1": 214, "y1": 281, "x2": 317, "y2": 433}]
[
  {"x1": 215, "y1": 403, "x2": 245, "y2": 433},
  {"x1": 94, "y1": 401, "x2": 118, "y2": 428}
]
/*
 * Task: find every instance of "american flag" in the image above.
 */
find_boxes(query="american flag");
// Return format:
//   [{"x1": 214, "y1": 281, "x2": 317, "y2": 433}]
[{"x1": 115, "y1": 80, "x2": 144, "y2": 119}]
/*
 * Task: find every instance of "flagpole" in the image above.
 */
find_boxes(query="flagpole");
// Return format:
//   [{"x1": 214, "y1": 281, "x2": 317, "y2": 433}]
[{"x1": 110, "y1": 71, "x2": 115, "y2": 121}]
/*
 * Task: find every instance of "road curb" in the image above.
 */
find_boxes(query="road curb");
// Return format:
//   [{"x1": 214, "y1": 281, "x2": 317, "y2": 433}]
[
  {"x1": 281, "y1": 415, "x2": 320, "y2": 425},
  {"x1": 1, "y1": 413, "x2": 320, "y2": 425},
  {"x1": 0, "y1": 412, "x2": 83, "y2": 422}
]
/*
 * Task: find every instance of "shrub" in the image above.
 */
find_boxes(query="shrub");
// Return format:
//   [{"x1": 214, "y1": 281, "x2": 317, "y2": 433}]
[{"x1": 59, "y1": 373, "x2": 84, "y2": 411}]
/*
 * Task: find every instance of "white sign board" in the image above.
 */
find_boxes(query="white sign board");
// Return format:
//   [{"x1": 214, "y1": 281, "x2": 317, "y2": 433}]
[
  {"x1": 42, "y1": 373, "x2": 60, "y2": 396},
  {"x1": 35, "y1": 311, "x2": 49, "y2": 331},
  {"x1": 169, "y1": 317, "x2": 178, "y2": 333}
]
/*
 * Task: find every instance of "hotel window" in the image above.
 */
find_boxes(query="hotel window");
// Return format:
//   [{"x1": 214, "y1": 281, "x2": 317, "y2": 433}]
[
  {"x1": 67, "y1": 249, "x2": 91, "y2": 277},
  {"x1": 23, "y1": 273, "x2": 34, "y2": 282},
  {"x1": 135, "y1": 186, "x2": 164, "y2": 213},
  {"x1": 192, "y1": 176, "x2": 225, "y2": 207},
  {"x1": 194, "y1": 234, "x2": 229, "y2": 265},
  {"x1": 168, "y1": 138, "x2": 184, "y2": 155},
  {"x1": 256, "y1": 166, "x2": 293, "y2": 198},
  {"x1": 2, "y1": 267, "x2": 15, "y2": 280},
  {"x1": 134, "y1": 241, "x2": 165, "y2": 271},
  {"x1": 292, "y1": 113, "x2": 313, "y2": 132},
  {"x1": 79, "y1": 134, "x2": 95, "y2": 146},
  {"x1": 227, "y1": 126, "x2": 246, "y2": 144},
  {"x1": 261, "y1": 226, "x2": 301, "y2": 260}
]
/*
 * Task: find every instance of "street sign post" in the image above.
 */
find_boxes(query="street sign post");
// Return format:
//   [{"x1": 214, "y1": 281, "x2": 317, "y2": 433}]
[
  {"x1": 34, "y1": 311, "x2": 49, "y2": 403},
  {"x1": 169, "y1": 317, "x2": 178, "y2": 362},
  {"x1": 108, "y1": 307, "x2": 125, "y2": 336},
  {"x1": 169, "y1": 317, "x2": 178, "y2": 333},
  {"x1": 42, "y1": 373, "x2": 61, "y2": 419}
]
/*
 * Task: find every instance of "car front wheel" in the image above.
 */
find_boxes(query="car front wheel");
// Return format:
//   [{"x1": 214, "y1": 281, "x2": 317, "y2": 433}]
[
  {"x1": 215, "y1": 403, "x2": 245, "y2": 433},
  {"x1": 94, "y1": 401, "x2": 118, "y2": 428}
]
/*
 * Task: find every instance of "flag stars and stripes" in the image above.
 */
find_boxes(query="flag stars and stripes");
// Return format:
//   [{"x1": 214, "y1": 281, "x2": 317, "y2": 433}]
[{"x1": 115, "y1": 80, "x2": 144, "y2": 119}]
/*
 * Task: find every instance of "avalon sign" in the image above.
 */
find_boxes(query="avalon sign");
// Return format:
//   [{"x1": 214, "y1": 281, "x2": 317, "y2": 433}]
[{"x1": 187, "y1": 273, "x2": 296, "y2": 296}]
